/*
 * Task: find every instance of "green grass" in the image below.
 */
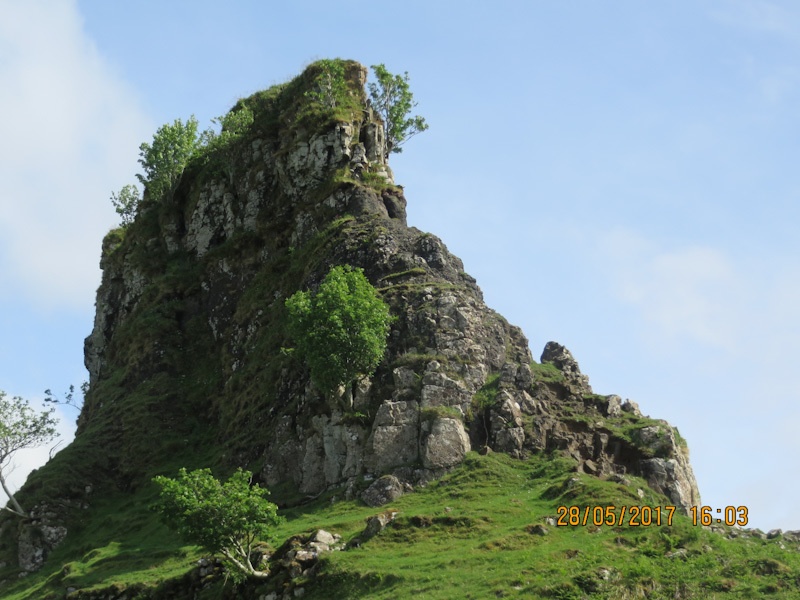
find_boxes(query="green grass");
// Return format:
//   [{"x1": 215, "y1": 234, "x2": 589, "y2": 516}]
[
  {"x1": 531, "y1": 361, "x2": 565, "y2": 384},
  {"x1": 5, "y1": 451, "x2": 798, "y2": 599}
]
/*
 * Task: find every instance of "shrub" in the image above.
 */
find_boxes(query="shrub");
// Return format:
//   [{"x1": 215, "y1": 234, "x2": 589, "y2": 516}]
[
  {"x1": 286, "y1": 265, "x2": 393, "y2": 396},
  {"x1": 152, "y1": 468, "x2": 282, "y2": 580}
]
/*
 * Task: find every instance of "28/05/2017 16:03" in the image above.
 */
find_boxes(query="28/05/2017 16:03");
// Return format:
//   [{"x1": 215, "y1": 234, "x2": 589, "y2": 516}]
[{"x1": 556, "y1": 505, "x2": 750, "y2": 527}]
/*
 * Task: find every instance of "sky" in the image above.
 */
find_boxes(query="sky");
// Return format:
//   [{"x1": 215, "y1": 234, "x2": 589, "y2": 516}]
[{"x1": 1, "y1": 0, "x2": 798, "y2": 532}]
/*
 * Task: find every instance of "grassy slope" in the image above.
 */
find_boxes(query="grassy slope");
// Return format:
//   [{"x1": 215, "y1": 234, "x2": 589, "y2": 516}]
[{"x1": 4, "y1": 452, "x2": 799, "y2": 599}]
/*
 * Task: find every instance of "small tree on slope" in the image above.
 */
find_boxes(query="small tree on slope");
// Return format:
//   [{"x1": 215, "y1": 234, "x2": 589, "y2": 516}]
[
  {"x1": 0, "y1": 391, "x2": 58, "y2": 518},
  {"x1": 152, "y1": 468, "x2": 282, "y2": 580}
]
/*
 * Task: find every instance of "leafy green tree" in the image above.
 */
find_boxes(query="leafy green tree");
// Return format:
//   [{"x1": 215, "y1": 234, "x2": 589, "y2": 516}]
[
  {"x1": 368, "y1": 64, "x2": 429, "y2": 157},
  {"x1": 286, "y1": 265, "x2": 393, "y2": 397},
  {"x1": 137, "y1": 116, "x2": 203, "y2": 201},
  {"x1": 109, "y1": 184, "x2": 140, "y2": 227},
  {"x1": 152, "y1": 468, "x2": 281, "y2": 580},
  {"x1": 0, "y1": 391, "x2": 58, "y2": 518},
  {"x1": 202, "y1": 105, "x2": 255, "y2": 187}
]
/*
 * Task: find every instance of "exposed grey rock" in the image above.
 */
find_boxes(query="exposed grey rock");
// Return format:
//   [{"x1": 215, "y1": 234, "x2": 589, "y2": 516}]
[
  {"x1": 640, "y1": 456, "x2": 700, "y2": 513},
  {"x1": 17, "y1": 523, "x2": 67, "y2": 573},
  {"x1": 367, "y1": 401, "x2": 419, "y2": 471},
  {"x1": 420, "y1": 417, "x2": 470, "y2": 469},
  {"x1": 621, "y1": 399, "x2": 642, "y2": 416},
  {"x1": 310, "y1": 529, "x2": 336, "y2": 546},
  {"x1": 767, "y1": 528, "x2": 783, "y2": 539},
  {"x1": 515, "y1": 363, "x2": 533, "y2": 389},
  {"x1": 392, "y1": 366, "x2": 416, "y2": 390},
  {"x1": 495, "y1": 427, "x2": 525, "y2": 454},
  {"x1": 361, "y1": 475, "x2": 404, "y2": 507},
  {"x1": 541, "y1": 341, "x2": 591, "y2": 393},
  {"x1": 516, "y1": 390, "x2": 543, "y2": 415},
  {"x1": 528, "y1": 524, "x2": 549, "y2": 535},
  {"x1": 603, "y1": 394, "x2": 622, "y2": 417},
  {"x1": 186, "y1": 182, "x2": 235, "y2": 257},
  {"x1": 494, "y1": 391, "x2": 523, "y2": 427},
  {"x1": 499, "y1": 362, "x2": 518, "y2": 387},
  {"x1": 421, "y1": 371, "x2": 472, "y2": 415},
  {"x1": 363, "y1": 510, "x2": 398, "y2": 538}
]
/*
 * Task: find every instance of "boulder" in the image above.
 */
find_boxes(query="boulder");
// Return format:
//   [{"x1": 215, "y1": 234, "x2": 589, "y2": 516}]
[
  {"x1": 420, "y1": 418, "x2": 471, "y2": 469},
  {"x1": 361, "y1": 475, "x2": 404, "y2": 507},
  {"x1": 368, "y1": 401, "x2": 419, "y2": 471},
  {"x1": 363, "y1": 510, "x2": 398, "y2": 539},
  {"x1": 621, "y1": 399, "x2": 642, "y2": 416},
  {"x1": 640, "y1": 457, "x2": 700, "y2": 514}
]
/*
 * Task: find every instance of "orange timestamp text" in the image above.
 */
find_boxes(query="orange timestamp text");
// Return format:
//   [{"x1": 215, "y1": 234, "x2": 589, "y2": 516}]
[
  {"x1": 556, "y1": 505, "x2": 676, "y2": 527},
  {"x1": 689, "y1": 506, "x2": 748, "y2": 527}
]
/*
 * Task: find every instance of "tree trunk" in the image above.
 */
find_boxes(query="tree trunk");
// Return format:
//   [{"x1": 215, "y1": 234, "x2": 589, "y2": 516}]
[{"x1": 0, "y1": 470, "x2": 26, "y2": 517}]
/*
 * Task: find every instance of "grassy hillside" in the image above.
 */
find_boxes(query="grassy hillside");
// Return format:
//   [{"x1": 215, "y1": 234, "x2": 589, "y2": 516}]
[{"x1": 3, "y1": 452, "x2": 798, "y2": 599}]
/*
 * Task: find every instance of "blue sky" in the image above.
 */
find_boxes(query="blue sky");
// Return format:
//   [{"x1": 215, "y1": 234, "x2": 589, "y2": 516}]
[{"x1": 1, "y1": 0, "x2": 798, "y2": 532}]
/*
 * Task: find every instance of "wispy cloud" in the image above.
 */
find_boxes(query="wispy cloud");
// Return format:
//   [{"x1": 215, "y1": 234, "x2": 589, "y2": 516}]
[
  {"x1": 596, "y1": 229, "x2": 747, "y2": 351},
  {"x1": 0, "y1": 0, "x2": 152, "y2": 309}
]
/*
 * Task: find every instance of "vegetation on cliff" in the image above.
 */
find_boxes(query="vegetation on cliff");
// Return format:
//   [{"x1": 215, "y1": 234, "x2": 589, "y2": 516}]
[{"x1": 285, "y1": 265, "x2": 393, "y2": 397}]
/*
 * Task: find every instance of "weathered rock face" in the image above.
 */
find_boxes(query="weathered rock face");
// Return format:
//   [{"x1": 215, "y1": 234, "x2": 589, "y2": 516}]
[
  {"x1": 6, "y1": 58, "x2": 702, "y2": 575},
  {"x1": 77, "y1": 61, "x2": 699, "y2": 511},
  {"x1": 15, "y1": 501, "x2": 71, "y2": 575}
]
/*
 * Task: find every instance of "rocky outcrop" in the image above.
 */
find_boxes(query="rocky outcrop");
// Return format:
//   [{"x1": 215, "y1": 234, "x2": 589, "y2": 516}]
[
  {"x1": 16, "y1": 501, "x2": 71, "y2": 575},
  {"x1": 77, "y1": 60, "x2": 699, "y2": 513},
  {"x1": 3, "y1": 58, "x2": 702, "y2": 578}
]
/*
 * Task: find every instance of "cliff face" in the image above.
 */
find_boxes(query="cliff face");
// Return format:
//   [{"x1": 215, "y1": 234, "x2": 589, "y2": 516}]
[{"x1": 6, "y1": 60, "x2": 699, "y2": 576}]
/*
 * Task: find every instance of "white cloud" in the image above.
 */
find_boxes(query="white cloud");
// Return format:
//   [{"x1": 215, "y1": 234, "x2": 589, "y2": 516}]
[
  {"x1": 597, "y1": 230, "x2": 800, "y2": 365},
  {"x1": 597, "y1": 229, "x2": 746, "y2": 351},
  {"x1": 0, "y1": 0, "x2": 152, "y2": 309}
]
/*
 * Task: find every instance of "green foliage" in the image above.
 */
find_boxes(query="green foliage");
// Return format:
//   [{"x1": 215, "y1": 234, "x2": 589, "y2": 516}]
[
  {"x1": 0, "y1": 391, "x2": 58, "y2": 517},
  {"x1": 368, "y1": 64, "x2": 429, "y2": 157},
  {"x1": 137, "y1": 116, "x2": 203, "y2": 201},
  {"x1": 109, "y1": 184, "x2": 141, "y2": 227},
  {"x1": 304, "y1": 59, "x2": 349, "y2": 109},
  {"x1": 152, "y1": 468, "x2": 281, "y2": 580},
  {"x1": 420, "y1": 406, "x2": 463, "y2": 423},
  {"x1": 470, "y1": 373, "x2": 501, "y2": 412},
  {"x1": 201, "y1": 105, "x2": 255, "y2": 186},
  {"x1": 286, "y1": 265, "x2": 393, "y2": 396},
  {"x1": 531, "y1": 361, "x2": 565, "y2": 384}
]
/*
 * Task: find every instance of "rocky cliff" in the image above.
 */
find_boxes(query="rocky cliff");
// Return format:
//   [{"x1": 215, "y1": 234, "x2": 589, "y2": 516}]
[{"x1": 2, "y1": 60, "x2": 699, "y2": 580}]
